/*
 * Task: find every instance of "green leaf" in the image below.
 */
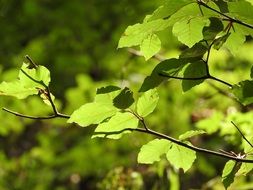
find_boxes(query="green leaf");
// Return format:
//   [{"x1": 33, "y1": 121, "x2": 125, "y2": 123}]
[
  {"x1": 93, "y1": 112, "x2": 139, "y2": 139},
  {"x1": 139, "y1": 58, "x2": 187, "y2": 92},
  {"x1": 166, "y1": 143, "x2": 196, "y2": 172},
  {"x1": 222, "y1": 160, "x2": 241, "y2": 189},
  {"x1": 138, "y1": 139, "x2": 171, "y2": 164},
  {"x1": 148, "y1": 0, "x2": 195, "y2": 21},
  {"x1": 232, "y1": 80, "x2": 253, "y2": 105},
  {"x1": 67, "y1": 102, "x2": 117, "y2": 127},
  {"x1": 179, "y1": 130, "x2": 206, "y2": 141},
  {"x1": 137, "y1": 88, "x2": 159, "y2": 117},
  {"x1": 228, "y1": 1, "x2": 253, "y2": 24},
  {"x1": 113, "y1": 87, "x2": 134, "y2": 109},
  {"x1": 140, "y1": 34, "x2": 161, "y2": 60},
  {"x1": 173, "y1": 17, "x2": 210, "y2": 47},
  {"x1": 0, "y1": 80, "x2": 37, "y2": 99},
  {"x1": 179, "y1": 42, "x2": 208, "y2": 59},
  {"x1": 203, "y1": 17, "x2": 224, "y2": 41},
  {"x1": 118, "y1": 19, "x2": 169, "y2": 48},
  {"x1": 19, "y1": 63, "x2": 51, "y2": 88},
  {"x1": 223, "y1": 25, "x2": 246, "y2": 55},
  {"x1": 181, "y1": 61, "x2": 207, "y2": 92}
]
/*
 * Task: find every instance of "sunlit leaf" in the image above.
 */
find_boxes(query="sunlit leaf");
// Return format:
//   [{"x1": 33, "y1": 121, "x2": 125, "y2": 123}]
[
  {"x1": 67, "y1": 102, "x2": 117, "y2": 127},
  {"x1": 113, "y1": 87, "x2": 134, "y2": 109},
  {"x1": 138, "y1": 139, "x2": 171, "y2": 164},
  {"x1": 140, "y1": 33, "x2": 161, "y2": 60},
  {"x1": 0, "y1": 80, "x2": 37, "y2": 99},
  {"x1": 137, "y1": 88, "x2": 159, "y2": 117},
  {"x1": 93, "y1": 112, "x2": 139, "y2": 139},
  {"x1": 181, "y1": 61, "x2": 207, "y2": 92},
  {"x1": 166, "y1": 143, "x2": 196, "y2": 172},
  {"x1": 173, "y1": 17, "x2": 210, "y2": 47},
  {"x1": 19, "y1": 63, "x2": 51, "y2": 88}
]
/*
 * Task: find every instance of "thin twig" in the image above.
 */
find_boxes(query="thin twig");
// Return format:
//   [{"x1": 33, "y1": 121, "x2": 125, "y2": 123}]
[
  {"x1": 25, "y1": 55, "x2": 38, "y2": 68},
  {"x1": 197, "y1": 0, "x2": 253, "y2": 30},
  {"x1": 231, "y1": 121, "x2": 253, "y2": 148}
]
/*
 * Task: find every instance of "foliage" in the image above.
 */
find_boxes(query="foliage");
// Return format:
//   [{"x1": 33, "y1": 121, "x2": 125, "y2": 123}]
[{"x1": 1, "y1": 0, "x2": 253, "y2": 189}]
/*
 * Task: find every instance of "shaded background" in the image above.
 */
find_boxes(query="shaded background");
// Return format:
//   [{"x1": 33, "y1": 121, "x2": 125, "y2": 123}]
[{"x1": 0, "y1": 0, "x2": 253, "y2": 189}]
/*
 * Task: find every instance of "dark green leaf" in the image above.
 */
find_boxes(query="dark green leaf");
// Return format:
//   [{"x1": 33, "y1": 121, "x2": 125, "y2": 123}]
[
  {"x1": 96, "y1": 86, "x2": 121, "y2": 94},
  {"x1": 179, "y1": 42, "x2": 208, "y2": 59},
  {"x1": 203, "y1": 17, "x2": 224, "y2": 41},
  {"x1": 181, "y1": 61, "x2": 207, "y2": 92},
  {"x1": 139, "y1": 58, "x2": 187, "y2": 92},
  {"x1": 232, "y1": 80, "x2": 253, "y2": 105},
  {"x1": 113, "y1": 87, "x2": 134, "y2": 109},
  {"x1": 222, "y1": 161, "x2": 241, "y2": 189},
  {"x1": 213, "y1": 32, "x2": 231, "y2": 50}
]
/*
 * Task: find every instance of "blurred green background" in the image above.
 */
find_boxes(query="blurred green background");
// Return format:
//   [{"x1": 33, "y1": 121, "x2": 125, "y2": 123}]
[{"x1": 0, "y1": 0, "x2": 253, "y2": 189}]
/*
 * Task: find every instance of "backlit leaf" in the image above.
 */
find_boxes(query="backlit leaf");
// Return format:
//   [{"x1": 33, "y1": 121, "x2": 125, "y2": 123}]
[
  {"x1": 137, "y1": 88, "x2": 159, "y2": 117},
  {"x1": 181, "y1": 61, "x2": 207, "y2": 92},
  {"x1": 166, "y1": 143, "x2": 196, "y2": 172},
  {"x1": 140, "y1": 34, "x2": 161, "y2": 60},
  {"x1": 173, "y1": 17, "x2": 210, "y2": 47},
  {"x1": 138, "y1": 139, "x2": 171, "y2": 164},
  {"x1": 0, "y1": 80, "x2": 37, "y2": 99},
  {"x1": 67, "y1": 102, "x2": 117, "y2": 127},
  {"x1": 93, "y1": 112, "x2": 139, "y2": 139}
]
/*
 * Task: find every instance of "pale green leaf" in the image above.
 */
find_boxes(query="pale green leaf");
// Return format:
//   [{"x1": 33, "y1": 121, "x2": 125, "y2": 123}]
[
  {"x1": 148, "y1": 0, "x2": 195, "y2": 21},
  {"x1": 140, "y1": 34, "x2": 161, "y2": 60},
  {"x1": 19, "y1": 63, "x2": 51, "y2": 88},
  {"x1": 67, "y1": 102, "x2": 117, "y2": 127},
  {"x1": 173, "y1": 17, "x2": 210, "y2": 47},
  {"x1": 166, "y1": 143, "x2": 196, "y2": 172},
  {"x1": 179, "y1": 130, "x2": 206, "y2": 141},
  {"x1": 0, "y1": 80, "x2": 37, "y2": 99},
  {"x1": 138, "y1": 139, "x2": 171, "y2": 164},
  {"x1": 118, "y1": 19, "x2": 170, "y2": 48},
  {"x1": 93, "y1": 112, "x2": 139, "y2": 139},
  {"x1": 137, "y1": 88, "x2": 159, "y2": 117}
]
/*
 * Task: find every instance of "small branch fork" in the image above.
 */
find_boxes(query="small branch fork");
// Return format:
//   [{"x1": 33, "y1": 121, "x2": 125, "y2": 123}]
[{"x1": 2, "y1": 56, "x2": 70, "y2": 120}]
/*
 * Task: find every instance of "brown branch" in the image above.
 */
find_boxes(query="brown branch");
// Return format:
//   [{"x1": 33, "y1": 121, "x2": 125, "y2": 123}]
[{"x1": 94, "y1": 127, "x2": 253, "y2": 163}]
